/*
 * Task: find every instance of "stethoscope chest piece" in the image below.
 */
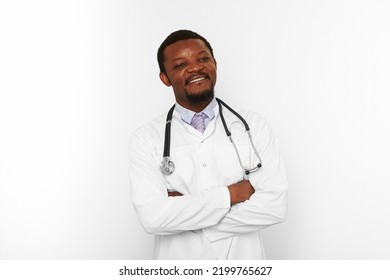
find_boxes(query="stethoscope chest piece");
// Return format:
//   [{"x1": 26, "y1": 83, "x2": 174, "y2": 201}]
[{"x1": 160, "y1": 157, "x2": 175, "y2": 175}]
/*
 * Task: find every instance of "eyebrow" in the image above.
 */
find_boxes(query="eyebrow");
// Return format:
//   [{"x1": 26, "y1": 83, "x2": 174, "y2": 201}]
[{"x1": 171, "y1": 50, "x2": 210, "y2": 61}]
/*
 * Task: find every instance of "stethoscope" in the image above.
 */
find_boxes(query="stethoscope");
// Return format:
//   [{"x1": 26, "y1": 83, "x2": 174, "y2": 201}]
[{"x1": 160, "y1": 98, "x2": 262, "y2": 179}]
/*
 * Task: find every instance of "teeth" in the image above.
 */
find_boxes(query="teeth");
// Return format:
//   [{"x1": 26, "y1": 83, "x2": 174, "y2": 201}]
[{"x1": 188, "y1": 77, "x2": 205, "y2": 84}]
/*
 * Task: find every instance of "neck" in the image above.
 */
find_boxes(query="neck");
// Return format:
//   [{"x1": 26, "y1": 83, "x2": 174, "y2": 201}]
[{"x1": 187, "y1": 100, "x2": 211, "y2": 112}]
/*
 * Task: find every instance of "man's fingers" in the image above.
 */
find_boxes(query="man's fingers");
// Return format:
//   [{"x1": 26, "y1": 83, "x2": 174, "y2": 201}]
[{"x1": 168, "y1": 191, "x2": 183, "y2": 197}]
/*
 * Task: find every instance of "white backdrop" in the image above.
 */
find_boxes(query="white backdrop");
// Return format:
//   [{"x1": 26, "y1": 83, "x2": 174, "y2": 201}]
[{"x1": 1, "y1": 0, "x2": 390, "y2": 259}]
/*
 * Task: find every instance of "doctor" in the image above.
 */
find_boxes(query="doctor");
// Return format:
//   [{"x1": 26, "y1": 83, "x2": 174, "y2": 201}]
[{"x1": 129, "y1": 30, "x2": 288, "y2": 259}]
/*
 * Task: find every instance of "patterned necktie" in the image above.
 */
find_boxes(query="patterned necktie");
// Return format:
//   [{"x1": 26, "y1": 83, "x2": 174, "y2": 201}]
[{"x1": 191, "y1": 112, "x2": 207, "y2": 133}]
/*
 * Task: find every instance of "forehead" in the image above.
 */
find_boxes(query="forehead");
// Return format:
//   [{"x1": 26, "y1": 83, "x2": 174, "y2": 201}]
[{"x1": 163, "y1": 39, "x2": 212, "y2": 61}]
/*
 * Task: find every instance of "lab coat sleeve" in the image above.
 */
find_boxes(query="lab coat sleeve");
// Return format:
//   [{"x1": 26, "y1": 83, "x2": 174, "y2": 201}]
[
  {"x1": 202, "y1": 118, "x2": 288, "y2": 242},
  {"x1": 129, "y1": 130, "x2": 231, "y2": 235}
]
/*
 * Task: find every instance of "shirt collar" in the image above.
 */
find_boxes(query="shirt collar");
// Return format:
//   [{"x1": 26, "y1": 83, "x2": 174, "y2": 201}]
[{"x1": 174, "y1": 97, "x2": 217, "y2": 125}]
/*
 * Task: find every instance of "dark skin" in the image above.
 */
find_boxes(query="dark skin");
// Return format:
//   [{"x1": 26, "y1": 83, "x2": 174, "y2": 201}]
[
  {"x1": 159, "y1": 39, "x2": 216, "y2": 112},
  {"x1": 168, "y1": 181, "x2": 254, "y2": 205},
  {"x1": 160, "y1": 39, "x2": 255, "y2": 205}
]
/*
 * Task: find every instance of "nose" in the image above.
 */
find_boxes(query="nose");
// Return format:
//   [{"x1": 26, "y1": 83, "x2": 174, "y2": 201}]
[{"x1": 186, "y1": 61, "x2": 204, "y2": 73}]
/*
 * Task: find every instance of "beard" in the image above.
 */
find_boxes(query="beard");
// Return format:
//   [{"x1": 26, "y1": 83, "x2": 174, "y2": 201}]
[{"x1": 185, "y1": 87, "x2": 214, "y2": 105}]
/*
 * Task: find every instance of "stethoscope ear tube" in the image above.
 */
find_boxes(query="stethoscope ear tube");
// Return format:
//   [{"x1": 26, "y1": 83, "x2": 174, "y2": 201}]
[
  {"x1": 216, "y1": 98, "x2": 250, "y2": 131},
  {"x1": 217, "y1": 98, "x2": 262, "y2": 178},
  {"x1": 217, "y1": 98, "x2": 231, "y2": 137}
]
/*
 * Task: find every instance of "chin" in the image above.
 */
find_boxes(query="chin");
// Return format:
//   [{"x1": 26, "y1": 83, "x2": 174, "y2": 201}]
[{"x1": 186, "y1": 88, "x2": 214, "y2": 104}]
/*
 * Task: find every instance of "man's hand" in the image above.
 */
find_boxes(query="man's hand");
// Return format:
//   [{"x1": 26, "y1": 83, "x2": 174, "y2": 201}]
[
  {"x1": 168, "y1": 180, "x2": 255, "y2": 205},
  {"x1": 168, "y1": 191, "x2": 183, "y2": 197},
  {"x1": 228, "y1": 180, "x2": 255, "y2": 205}
]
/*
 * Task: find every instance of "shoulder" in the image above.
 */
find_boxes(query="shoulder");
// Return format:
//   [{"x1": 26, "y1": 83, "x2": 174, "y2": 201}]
[
  {"x1": 129, "y1": 113, "x2": 166, "y2": 146},
  {"x1": 133, "y1": 112, "x2": 166, "y2": 134},
  {"x1": 232, "y1": 106, "x2": 269, "y2": 129},
  {"x1": 224, "y1": 105, "x2": 276, "y2": 142}
]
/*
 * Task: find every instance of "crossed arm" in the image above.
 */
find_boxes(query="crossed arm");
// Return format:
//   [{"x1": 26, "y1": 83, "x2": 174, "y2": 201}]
[
  {"x1": 129, "y1": 119, "x2": 287, "y2": 238},
  {"x1": 168, "y1": 180, "x2": 255, "y2": 206}
]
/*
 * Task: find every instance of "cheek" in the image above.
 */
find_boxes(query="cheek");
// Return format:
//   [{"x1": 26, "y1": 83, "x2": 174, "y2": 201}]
[
  {"x1": 171, "y1": 72, "x2": 186, "y2": 86},
  {"x1": 169, "y1": 77, "x2": 185, "y2": 91},
  {"x1": 208, "y1": 64, "x2": 217, "y2": 74},
  {"x1": 209, "y1": 67, "x2": 217, "y2": 82}
]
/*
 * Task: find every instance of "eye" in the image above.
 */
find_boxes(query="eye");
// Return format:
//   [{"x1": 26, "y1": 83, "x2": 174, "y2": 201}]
[
  {"x1": 199, "y1": 57, "x2": 210, "y2": 62},
  {"x1": 173, "y1": 63, "x2": 185, "y2": 70}
]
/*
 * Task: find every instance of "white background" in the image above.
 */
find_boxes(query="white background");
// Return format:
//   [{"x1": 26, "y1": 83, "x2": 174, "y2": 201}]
[{"x1": 1, "y1": 0, "x2": 390, "y2": 259}]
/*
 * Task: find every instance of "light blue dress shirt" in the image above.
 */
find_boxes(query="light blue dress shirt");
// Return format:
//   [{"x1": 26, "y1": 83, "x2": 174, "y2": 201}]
[{"x1": 174, "y1": 97, "x2": 217, "y2": 130}]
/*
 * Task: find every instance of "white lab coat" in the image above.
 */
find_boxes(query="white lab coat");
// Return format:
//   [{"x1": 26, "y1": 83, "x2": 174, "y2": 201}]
[{"x1": 128, "y1": 104, "x2": 288, "y2": 259}]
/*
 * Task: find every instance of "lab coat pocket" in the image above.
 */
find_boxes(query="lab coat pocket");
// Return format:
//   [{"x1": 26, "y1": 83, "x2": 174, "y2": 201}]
[
  {"x1": 214, "y1": 143, "x2": 251, "y2": 184},
  {"x1": 154, "y1": 147, "x2": 196, "y2": 195}
]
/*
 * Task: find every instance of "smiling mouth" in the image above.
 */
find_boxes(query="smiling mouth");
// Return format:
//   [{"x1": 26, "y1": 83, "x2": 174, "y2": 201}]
[{"x1": 186, "y1": 75, "x2": 208, "y2": 85}]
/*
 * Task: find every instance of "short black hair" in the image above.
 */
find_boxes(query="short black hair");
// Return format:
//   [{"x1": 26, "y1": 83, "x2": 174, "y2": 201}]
[{"x1": 157, "y1": 30, "x2": 214, "y2": 74}]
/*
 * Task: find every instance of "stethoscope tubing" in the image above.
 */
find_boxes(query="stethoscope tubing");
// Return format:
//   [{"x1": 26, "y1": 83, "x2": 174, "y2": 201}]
[
  {"x1": 160, "y1": 98, "x2": 262, "y2": 176},
  {"x1": 216, "y1": 97, "x2": 250, "y2": 133},
  {"x1": 163, "y1": 105, "x2": 175, "y2": 158}
]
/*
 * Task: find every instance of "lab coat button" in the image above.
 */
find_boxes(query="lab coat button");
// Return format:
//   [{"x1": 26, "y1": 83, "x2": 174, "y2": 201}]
[{"x1": 202, "y1": 163, "x2": 206, "y2": 167}]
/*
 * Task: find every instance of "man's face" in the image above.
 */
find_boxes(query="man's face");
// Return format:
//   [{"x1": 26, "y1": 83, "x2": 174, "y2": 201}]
[{"x1": 159, "y1": 39, "x2": 217, "y2": 111}]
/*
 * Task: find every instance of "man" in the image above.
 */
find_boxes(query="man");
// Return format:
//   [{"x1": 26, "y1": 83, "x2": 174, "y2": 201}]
[{"x1": 129, "y1": 30, "x2": 287, "y2": 259}]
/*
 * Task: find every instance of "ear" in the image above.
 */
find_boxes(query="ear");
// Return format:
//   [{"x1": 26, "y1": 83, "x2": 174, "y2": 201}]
[
  {"x1": 159, "y1": 72, "x2": 171, "y2": 87},
  {"x1": 214, "y1": 58, "x2": 217, "y2": 69}
]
